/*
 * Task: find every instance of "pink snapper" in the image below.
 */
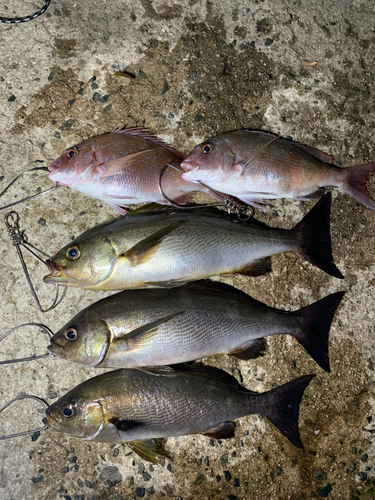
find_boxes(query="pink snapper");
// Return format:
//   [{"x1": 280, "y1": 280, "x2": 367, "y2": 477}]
[
  {"x1": 48, "y1": 127, "x2": 213, "y2": 214},
  {"x1": 181, "y1": 130, "x2": 375, "y2": 209}
]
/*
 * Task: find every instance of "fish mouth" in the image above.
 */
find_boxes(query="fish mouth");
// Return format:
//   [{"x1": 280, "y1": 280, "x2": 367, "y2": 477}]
[
  {"x1": 47, "y1": 339, "x2": 64, "y2": 358},
  {"x1": 48, "y1": 161, "x2": 96, "y2": 187},
  {"x1": 180, "y1": 159, "x2": 199, "y2": 172},
  {"x1": 44, "y1": 259, "x2": 63, "y2": 283},
  {"x1": 45, "y1": 259, "x2": 62, "y2": 277}
]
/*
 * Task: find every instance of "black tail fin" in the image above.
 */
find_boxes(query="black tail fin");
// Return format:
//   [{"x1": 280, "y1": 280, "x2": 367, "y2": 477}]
[
  {"x1": 259, "y1": 375, "x2": 315, "y2": 448},
  {"x1": 342, "y1": 162, "x2": 375, "y2": 209},
  {"x1": 291, "y1": 291, "x2": 345, "y2": 372},
  {"x1": 293, "y1": 193, "x2": 344, "y2": 279}
]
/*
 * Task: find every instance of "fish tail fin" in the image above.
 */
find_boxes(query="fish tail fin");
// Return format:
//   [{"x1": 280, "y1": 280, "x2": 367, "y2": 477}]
[
  {"x1": 291, "y1": 291, "x2": 345, "y2": 372},
  {"x1": 342, "y1": 162, "x2": 375, "y2": 209},
  {"x1": 254, "y1": 375, "x2": 315, "y2": 448},
  {"x1": 293, "y1": 193, "x2": 344, "y2": 279}
]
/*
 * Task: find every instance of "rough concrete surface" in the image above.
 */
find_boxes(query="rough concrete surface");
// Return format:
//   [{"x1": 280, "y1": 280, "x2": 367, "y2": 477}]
[{"x1": 0, "y1": 0, "x2": 374, "y2": 499}]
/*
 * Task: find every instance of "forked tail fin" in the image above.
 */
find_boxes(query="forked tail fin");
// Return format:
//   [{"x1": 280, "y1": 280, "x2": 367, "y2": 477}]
[
  {"x1": 293, "y1": 193, "x2": 344, "y2": 279},
  {"x1": 291, "y1": 291, "x2": 345, "y2": 372},
  {"x1": 342, "y1": 162, "x2": 375, "y2": 209},
  {"x1": 254, "y1": 375, "x2": 315, "y2": 448}
]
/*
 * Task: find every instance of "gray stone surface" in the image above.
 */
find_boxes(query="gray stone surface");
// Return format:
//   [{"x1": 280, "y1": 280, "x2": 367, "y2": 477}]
[{"x1": 0, "y1": 1, "x2": 374, "y2": 498}]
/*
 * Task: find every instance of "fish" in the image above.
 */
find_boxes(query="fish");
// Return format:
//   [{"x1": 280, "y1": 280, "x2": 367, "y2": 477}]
[
  {"x1": 47, "y1": 127, "x2": 214, "y2": 214},
  {"x1": 48, "y1": 281, "x2": 345, "y2": 372},
  {"x1": 180, "y1": 130, "x2": 375, "y2": 209},
  {"x1": 42, "y1": 365, "x2": 315, "y2": 462},
  {"x1": 43, "y1": 193, "x2": 343, "y2": 290}
]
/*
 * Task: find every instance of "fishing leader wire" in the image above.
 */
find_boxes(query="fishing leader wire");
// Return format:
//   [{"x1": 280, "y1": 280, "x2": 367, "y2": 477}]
[{"x1": 4, "y1": 211, "x2": 65, "y2": 312}]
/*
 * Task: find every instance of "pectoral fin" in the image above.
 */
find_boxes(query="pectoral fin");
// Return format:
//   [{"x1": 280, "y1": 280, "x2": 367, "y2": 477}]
[
  {"x1": 113, "y1": 311, "x2": 184, "y2": 351},
  {"x1": 123, "y1": 222, "x2": 184, "y2": 266},
  {"x1": 203, "y1": 421, "x2": 236, "y2": 439},
  {"x1": 126, "y1": 439, "x2": 160, "y2": 464}
]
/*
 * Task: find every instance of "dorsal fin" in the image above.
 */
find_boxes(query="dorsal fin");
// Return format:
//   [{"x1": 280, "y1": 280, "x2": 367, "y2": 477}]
[
  {"x1": 182, "y1": 279, "x2": 247, "y2": 297},
  {"x1": 285, "y1": 141, "x2": 333, "y2": 164},
  {"x1": 172, "y1": 362, "x2": 241, "y2": 389},
  {"x1": 111, "y1": 126, "x2": 186, "y2": 160},
  {"x1": 239, "y1": 130, "x2": 333, "y2": 164}
]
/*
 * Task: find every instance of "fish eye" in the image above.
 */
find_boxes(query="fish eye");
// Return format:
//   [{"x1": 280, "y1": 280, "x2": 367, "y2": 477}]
[
  {"x1": 62, "y1": 405, "x2": 75, "y2": 418},
  {"x1": 64, "y1": 327, "x2": 77, "y2": 341},
  {"x1": 67, "y1": 149, "x2": 77, "y2": 158},
  {"x1": 66, "y1": 246, "x2": 80, "y2": 260},
  {"x1": 201, "y1": 143, "x2": 213, "y2": 154}
]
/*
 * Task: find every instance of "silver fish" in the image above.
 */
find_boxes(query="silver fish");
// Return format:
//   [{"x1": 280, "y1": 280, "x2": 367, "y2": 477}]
[
  {"x1": 49, "y1": 281, "x2": 344, "y2": 372},
  {"x1": 43, "y1": 193, "x2": 343, "y2": 290}
]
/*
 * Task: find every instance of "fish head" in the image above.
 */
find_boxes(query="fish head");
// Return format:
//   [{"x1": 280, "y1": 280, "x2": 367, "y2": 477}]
[
  {"x1": 47, "y1": 138, "x2": 100, "y2": 186},
  {"x1": 49, "y1": 314, "x2": 110, "y2": 367},
  {"x1": 43, "y1": 233, "x2": 117, "y2": 288},
  {"x1": 180, "y1": 136, "x2": 237, "y2": 184},
  {"x1": 43, "y1": 389, "x2": 105, "y2": 439}
]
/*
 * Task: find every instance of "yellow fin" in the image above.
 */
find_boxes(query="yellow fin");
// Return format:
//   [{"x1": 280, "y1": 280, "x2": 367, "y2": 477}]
[{"x1": 126, "y1": 439, "x2": 159, "y2": 464}]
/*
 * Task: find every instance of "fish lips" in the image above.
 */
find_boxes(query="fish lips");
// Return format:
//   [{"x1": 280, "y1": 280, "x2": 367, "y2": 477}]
[
  {"x1": 47, "y1": 339, "x2": 65, "y2": 358},
  {"x1": 180, "y1": 159, "x2": 199, "y2": 172},
  {"x1": 43, "y1": 258, "x2": 63, "y2": 283}
]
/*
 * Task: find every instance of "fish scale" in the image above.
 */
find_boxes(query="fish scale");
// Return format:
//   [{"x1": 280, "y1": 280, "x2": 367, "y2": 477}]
[
  {"x1": 48, "y1": 128, "x2": 211, "y2": 213},
  {"x1": 44, "y1": 194, "x2": 343, "y2": 291},
  {"x1": 181, "y1": 130, "x2": 375, "y2": 208},
  {"x1": 48, "y1": 282, "x2": 344, "y2": 371},
  {"x1": 43, "y1": 366, "x2": 315, "y2": 462}
]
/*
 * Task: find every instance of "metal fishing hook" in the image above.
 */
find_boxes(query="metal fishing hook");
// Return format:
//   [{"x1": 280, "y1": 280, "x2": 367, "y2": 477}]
[
  {"x1": 0, "y1": 395, "x2": 48, "y2": 440},
  {"x1": 0, "y1": 1, "x2": 51, "y2": 24},
  {"x1": 4, "y1": 211, "x2": 65, "y2": 313},
  {"x1": 0, "y1": 167, "x2": 59, "y2": 211},
  {"x1": 158, "y1": 163, "x2": 253, "y2": 221},
  {"x1": 0, "y1": 323, "x2": 54, "y2": 365}
]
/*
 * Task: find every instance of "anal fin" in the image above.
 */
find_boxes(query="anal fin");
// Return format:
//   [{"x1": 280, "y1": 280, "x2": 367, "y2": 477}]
[
  {"x1": 296, "y1": 188, "x2": 325, "y2": 201},
  {"x1": 230, "y1": 339, "x2": 266, "y2": 360},
  {"x1": 237, "y1": 257, "x2": 272, "y2": 277},
  {"x1": 203, "y1": 421, "x2": 236, "y2": 439}
]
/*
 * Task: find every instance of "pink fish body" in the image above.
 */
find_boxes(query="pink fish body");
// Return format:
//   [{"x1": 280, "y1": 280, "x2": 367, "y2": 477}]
[
  {"x1": 181, "y1": 130, "x2": 375, "y2": 209},
  {"x1": 48, "y1": 128, "x2": 209, "y2": 214}
]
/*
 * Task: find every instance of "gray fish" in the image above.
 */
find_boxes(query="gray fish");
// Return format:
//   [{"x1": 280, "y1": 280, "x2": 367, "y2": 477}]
[
  {"x1": 49, "y1": 281, "x2": 345, "y2": 372},
  {"x1": 44, "y1": 193, "x2": 343, "y2": 290},
  {"x1": 43, "y1": 365, "x2": 315, "y2": 462}
]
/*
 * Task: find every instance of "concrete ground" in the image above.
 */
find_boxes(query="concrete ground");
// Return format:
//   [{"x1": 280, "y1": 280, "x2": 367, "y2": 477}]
[{"x1": 0, "y1": 0, "x2": 374, "y2": 498}]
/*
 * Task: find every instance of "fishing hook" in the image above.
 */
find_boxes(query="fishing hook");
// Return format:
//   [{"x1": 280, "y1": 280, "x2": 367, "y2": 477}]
[
  {"x1": 0, "y1": 1, "x2": 51, "y2": 24},
  {"x1": 0, "y1": 395, "x2": 48, "y2": 440},
  {"x1": 0, "y1": 167, "x2": 59, "y2": 211},
  {"x1": 4, "y1": 211, "x2": 65, "y2": 313},
  {"x1": 158, "y1": 163, "x2": 253, "y2": 221},
  {"x1": 0, "y1": 323, "x2": 54, "y2": 365}
]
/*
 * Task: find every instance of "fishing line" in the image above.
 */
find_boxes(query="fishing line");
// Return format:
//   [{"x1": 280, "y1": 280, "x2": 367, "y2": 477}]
[
  {"x1": 158, "y1": 163, "x2": 253, "y2": 221},
  {"x1": 0, "y1": 395, "x2": 48, "y2": 440},
  {"x1": 0, "y1": 167, "x2": 59, "y2": 211},
  {"x1": 0, "y1": 323, "x2": 54, "y2": 365},
  {"x1": 0, "y1": 0, "x2": 51, "y2": 24}
]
